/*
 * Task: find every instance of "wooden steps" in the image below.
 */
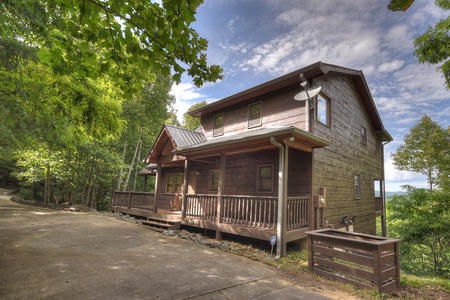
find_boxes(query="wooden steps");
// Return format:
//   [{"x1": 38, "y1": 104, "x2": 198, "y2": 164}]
[{"x1": 142, "y1": 216, "x2": 181, "y2": 232}]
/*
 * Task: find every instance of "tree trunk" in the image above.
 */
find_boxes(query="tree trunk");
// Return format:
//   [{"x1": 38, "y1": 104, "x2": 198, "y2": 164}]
[
  {"x1": 124, "y1": 126, "x2": 143, "y2": 191},
  {"x1": 85, "y1": 155, "x2": 96, "y2": 208},
  {"x1": 45, "y1": 163, "x2": 51, "y2": 204},
  {"x1": 133, "y1": 138, "x2": 143, "y2": 191},
  {"x1": 117, "y1": 142, "x2": 127, "y2": 191}
]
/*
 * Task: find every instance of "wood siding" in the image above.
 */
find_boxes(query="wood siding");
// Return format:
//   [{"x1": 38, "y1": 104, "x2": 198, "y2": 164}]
[
  {"x1": 312, "y1": 74, "x2": 384, "y2": 234},
  {"x1": 187, "y1": 148, "x2": 311, "y2": 197},
  {"x1": 200, "y1": 87, "x2": 308, "y2": 139}
]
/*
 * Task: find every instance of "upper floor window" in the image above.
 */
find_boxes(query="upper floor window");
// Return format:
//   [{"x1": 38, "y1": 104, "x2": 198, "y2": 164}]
[
  {"x1": 165, "y1": 173, "x2": 183, "y2": 194},
  {"x1": 248, "y1": 102, "x2": 262, "y2": 128},
  {"x1": 257, "y1": 165, "x2": 273, "y2": 192},
  {"x1": 213, "y1": 114, "x2": 224, "y2": 137},
  {"x1": 354, "y1": 173, "x2": 361, "y2": 199},
  {"x1": 360, "y1": 126, "x2": 367, "y2": 146},
  {"x1": 209, "y1": 169, "x2": 220, "y2": 191},
  {"x1": 316, "y1": 94, "x2": 330, "y2": 126}
]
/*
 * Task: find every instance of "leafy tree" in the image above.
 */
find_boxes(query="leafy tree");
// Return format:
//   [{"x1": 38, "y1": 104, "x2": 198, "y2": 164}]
[
  {"x1": 183, "y1": 101, "x2": 206, "y2": 130},
  {"x1": 387, "y1": 186, "x2": 450, "y2": 277},
  {"x1": 388, "y1": 0, "x2": 450, "y2": 89},
  {"x1": 0, "y1": 0, "x2": 223, "y2": 91},
  {"x1": 391, "y1": 115, "x2": 449, "y2": 190}
]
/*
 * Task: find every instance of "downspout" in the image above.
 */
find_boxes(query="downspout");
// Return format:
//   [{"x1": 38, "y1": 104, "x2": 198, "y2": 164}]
[
  {"x1": 270, "y1": 136, "x2": 286, "y2": 258},
  {"x1": 381, "y1": 140, "x2": 391, "y2": 237}
]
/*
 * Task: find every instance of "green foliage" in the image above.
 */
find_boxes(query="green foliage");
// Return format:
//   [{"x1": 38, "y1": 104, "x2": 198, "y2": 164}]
[
  {"x1": 182, "y1": 100, "x2": 206, "y2": 130},
  {"x1": 388, "y1": 0, "x2": 450, "y2": 89},
  {"x1": 391, "y1": 115, "x2": 450, "y2": 190},
  {"x1": 1, "y1": 0, "x2": 223, "y2": 93},
  {"x1": 387, "y1": 186, "x2": 450, "y2": 278}
]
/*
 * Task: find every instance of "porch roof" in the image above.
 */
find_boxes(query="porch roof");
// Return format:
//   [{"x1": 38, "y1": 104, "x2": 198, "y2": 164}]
[{"x1": 174, "y1": 126, "x2": 330, "y2": 158}]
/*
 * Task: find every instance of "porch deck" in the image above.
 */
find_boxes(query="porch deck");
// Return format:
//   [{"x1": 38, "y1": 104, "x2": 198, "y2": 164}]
[{"x1": 112, "y1": 191, "x2": 310, "y2": 242}]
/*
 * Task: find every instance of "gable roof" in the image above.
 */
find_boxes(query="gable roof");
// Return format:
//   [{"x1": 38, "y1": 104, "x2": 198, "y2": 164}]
[
  {"x1": 189, "y1": 61, "x2": 392, "y2": 142},
  {"x1": 144, "y1": 124, "x2": 206, "y2": 163}
]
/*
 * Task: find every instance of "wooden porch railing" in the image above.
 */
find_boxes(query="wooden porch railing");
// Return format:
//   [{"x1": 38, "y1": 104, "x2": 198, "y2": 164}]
[
  {"x1": 185, "y1": 194, "x2": 217, "y2": 221},
  {"x1": 185, "y1": 194, "x2": 309, "y2": 231},
  {"x1": 287, "y1": 196, "x2": 309, "y2": 230},
  {"x1": 112, "y1": 191, "x2": 154, "y2": 210},
  {"x1": 222, "y1": 195, "x2": 278, "y2": 230},
  {"x1": 113, "y1": 192, "x2": 309, "y2": 232}
]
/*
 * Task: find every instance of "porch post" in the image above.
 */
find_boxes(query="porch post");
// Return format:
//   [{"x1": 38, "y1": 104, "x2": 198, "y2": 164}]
[
  {"x1": 216, "y1": 154, "x2": 226, "y2": 241},
  {"x1": 153, "y1": 163, "x2": 161, "y2": 213},
  {"x1": 181, "y1": 159, "x2": 189, "y2": 219},
  {"x1": 143, "y1": 175, "x2": 148, "y2": 192}
]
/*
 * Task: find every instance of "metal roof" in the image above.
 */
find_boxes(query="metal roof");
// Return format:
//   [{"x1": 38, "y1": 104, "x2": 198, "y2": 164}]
[
  {"x1": 175, "y1": 126, "x2": 330, "y2": 154},
  {"x1": 165, "y1": 124, "x2": 207, "y2": 148}
]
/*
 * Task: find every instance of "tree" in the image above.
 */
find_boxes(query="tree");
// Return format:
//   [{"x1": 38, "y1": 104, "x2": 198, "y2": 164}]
[
  {"x1": 183, "y1": 101, "x2": 206, "y2": 130},
  {"x1": 391, "y1": 115, "x2": 449, "y2": 190},
  {"x1": 0, "y1": 0, "x2": 223, "y2": 91},
  {"x1": 388, "y1": 0, "x2": 450, "y2": 89},
  {"x1": 387, "y1": 186, "x2": 450, "y2": 277}
]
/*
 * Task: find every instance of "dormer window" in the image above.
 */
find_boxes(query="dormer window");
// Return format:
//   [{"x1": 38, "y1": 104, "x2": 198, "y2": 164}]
[
  {"x1": 213, "y1": 114, "x2": 224, "y2": 136},
  {"x1": 248, "y1": 102, "x2": 262, "y2": 128}
]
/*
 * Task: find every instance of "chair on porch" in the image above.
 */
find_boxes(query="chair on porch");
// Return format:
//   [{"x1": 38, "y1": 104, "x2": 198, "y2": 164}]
[{"x1": 170, "y1": 194, "x2": 181, "y2": 211}]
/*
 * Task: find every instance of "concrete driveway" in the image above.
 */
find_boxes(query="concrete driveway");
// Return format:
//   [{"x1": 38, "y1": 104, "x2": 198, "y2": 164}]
[{"x1": 0, "y1": 190, "x2": 336, "y2": 300}]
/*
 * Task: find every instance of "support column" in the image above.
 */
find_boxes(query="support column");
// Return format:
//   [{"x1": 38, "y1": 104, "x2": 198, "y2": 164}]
[
  {"x1": 181, "y1": 159, "x2": 189, "y2": 218},
  {"x1": 216, "y1": 154, "x2": 226, "y2": 241},
  {"x1": 153, "y1": 163, "x2": 161, "y2": 213}
]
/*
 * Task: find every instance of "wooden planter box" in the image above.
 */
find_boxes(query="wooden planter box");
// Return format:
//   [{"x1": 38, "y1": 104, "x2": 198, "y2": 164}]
[{"x1": 306, "y1": 229, "x2": 400, "y2": 294}]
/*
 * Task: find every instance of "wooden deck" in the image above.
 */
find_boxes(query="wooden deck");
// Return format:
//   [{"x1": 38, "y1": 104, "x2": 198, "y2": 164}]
[{"x1": 112, "y1": 191, "x2": 310, "y2": 241}]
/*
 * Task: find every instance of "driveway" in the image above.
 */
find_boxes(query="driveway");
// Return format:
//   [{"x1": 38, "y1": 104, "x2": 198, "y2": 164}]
[{"x1": 0, "y1": 190, "x2": 339, "y2": 300}]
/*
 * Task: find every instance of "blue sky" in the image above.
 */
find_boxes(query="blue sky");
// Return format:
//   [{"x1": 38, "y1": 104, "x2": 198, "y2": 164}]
[{"x1": 170, "y1": 0, "x2": 450, "y2": 192}]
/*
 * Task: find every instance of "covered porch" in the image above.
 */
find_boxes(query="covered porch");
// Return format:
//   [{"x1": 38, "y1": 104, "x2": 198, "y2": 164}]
[
  {"x1": 112, "y1": 192, "x2": 310, "y2": 242},
  {"x1": 113, "y1": 125, "x2": 330, "y2": 257}
]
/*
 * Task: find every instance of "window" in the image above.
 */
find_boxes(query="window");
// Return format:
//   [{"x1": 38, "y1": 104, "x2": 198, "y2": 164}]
[
  {"x1": 165, "y1": 173, "x2": 183, "y2": 194},
  {"x1": 316, "y1": 94, "x2": 330, "y2": 125},
  {"x1": 248, "y1": 102, "x2": 262, "y2": 128},
  {"x1": 374, "y1": 179, "x2": 382, "y2": 198},
  {"x1": 213, "y1": 114, "x2": 224, "y2": 136},
  {"x1": 258, "y1": 165, "x2": 273, "y2": 192},
  {"x1": 354, "y1": 174, "x2": 361, "y2": 199},
  {"x1": 209, "y1": 170, "x2": 220, "y2": 191},
  {"x1": 360, "y1": 126, "x2": 367, "y2": 146}
]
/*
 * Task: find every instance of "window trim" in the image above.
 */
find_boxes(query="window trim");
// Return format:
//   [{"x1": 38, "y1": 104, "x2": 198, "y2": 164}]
[
  {"x1": 209, "y1": 169, "x2": 220, "y2": 192},
  {"x1": 248, "y1": 101, "x2": 262, "y2": 128},
  {"x1": 360, "y1": 126, "x2": 367, "y2": 146},
  {"x1": 257, "y1": 164, "x2": 274, "y2": 193},
  {"x1": 165, "y1": 173, "x2": 183, "y2": 195},
  {"x1": 316, "y1": 93, "x2": 330, "y2": 126},
  {"x1": 354, "y1": 173, "x2": 361, "y2": 200},
  {"x1": 213, "y1": 114, "x2": 224, "y2": 137}
]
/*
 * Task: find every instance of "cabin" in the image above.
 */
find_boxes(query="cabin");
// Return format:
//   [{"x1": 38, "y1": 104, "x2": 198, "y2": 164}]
[{"x1": 112, "y1": 61, "x2": 392, "y2": 257}]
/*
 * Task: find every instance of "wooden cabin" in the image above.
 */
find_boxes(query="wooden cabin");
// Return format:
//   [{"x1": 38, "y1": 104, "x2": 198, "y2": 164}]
[{"x1": 112, "y1": 61, "x2": 392, "y2": 257}]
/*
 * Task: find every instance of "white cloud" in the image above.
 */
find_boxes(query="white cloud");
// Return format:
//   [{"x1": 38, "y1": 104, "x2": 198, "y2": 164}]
[
  {"x1": 378, "y1": 60, "x2": 404, "y2": 73},
  {"x1": 384, "y1": 158, "x2": 429, "y2": 191}
]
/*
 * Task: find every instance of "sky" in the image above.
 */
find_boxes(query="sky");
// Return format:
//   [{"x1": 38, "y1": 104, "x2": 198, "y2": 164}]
[{"x1": 170, "y1": 0, "x2": 450, "y2": 192}]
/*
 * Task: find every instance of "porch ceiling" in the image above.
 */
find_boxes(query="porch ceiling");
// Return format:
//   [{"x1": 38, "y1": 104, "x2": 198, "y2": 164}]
[{"x1": 175, "y1": 126, "x2": 330, "y2": 159}]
